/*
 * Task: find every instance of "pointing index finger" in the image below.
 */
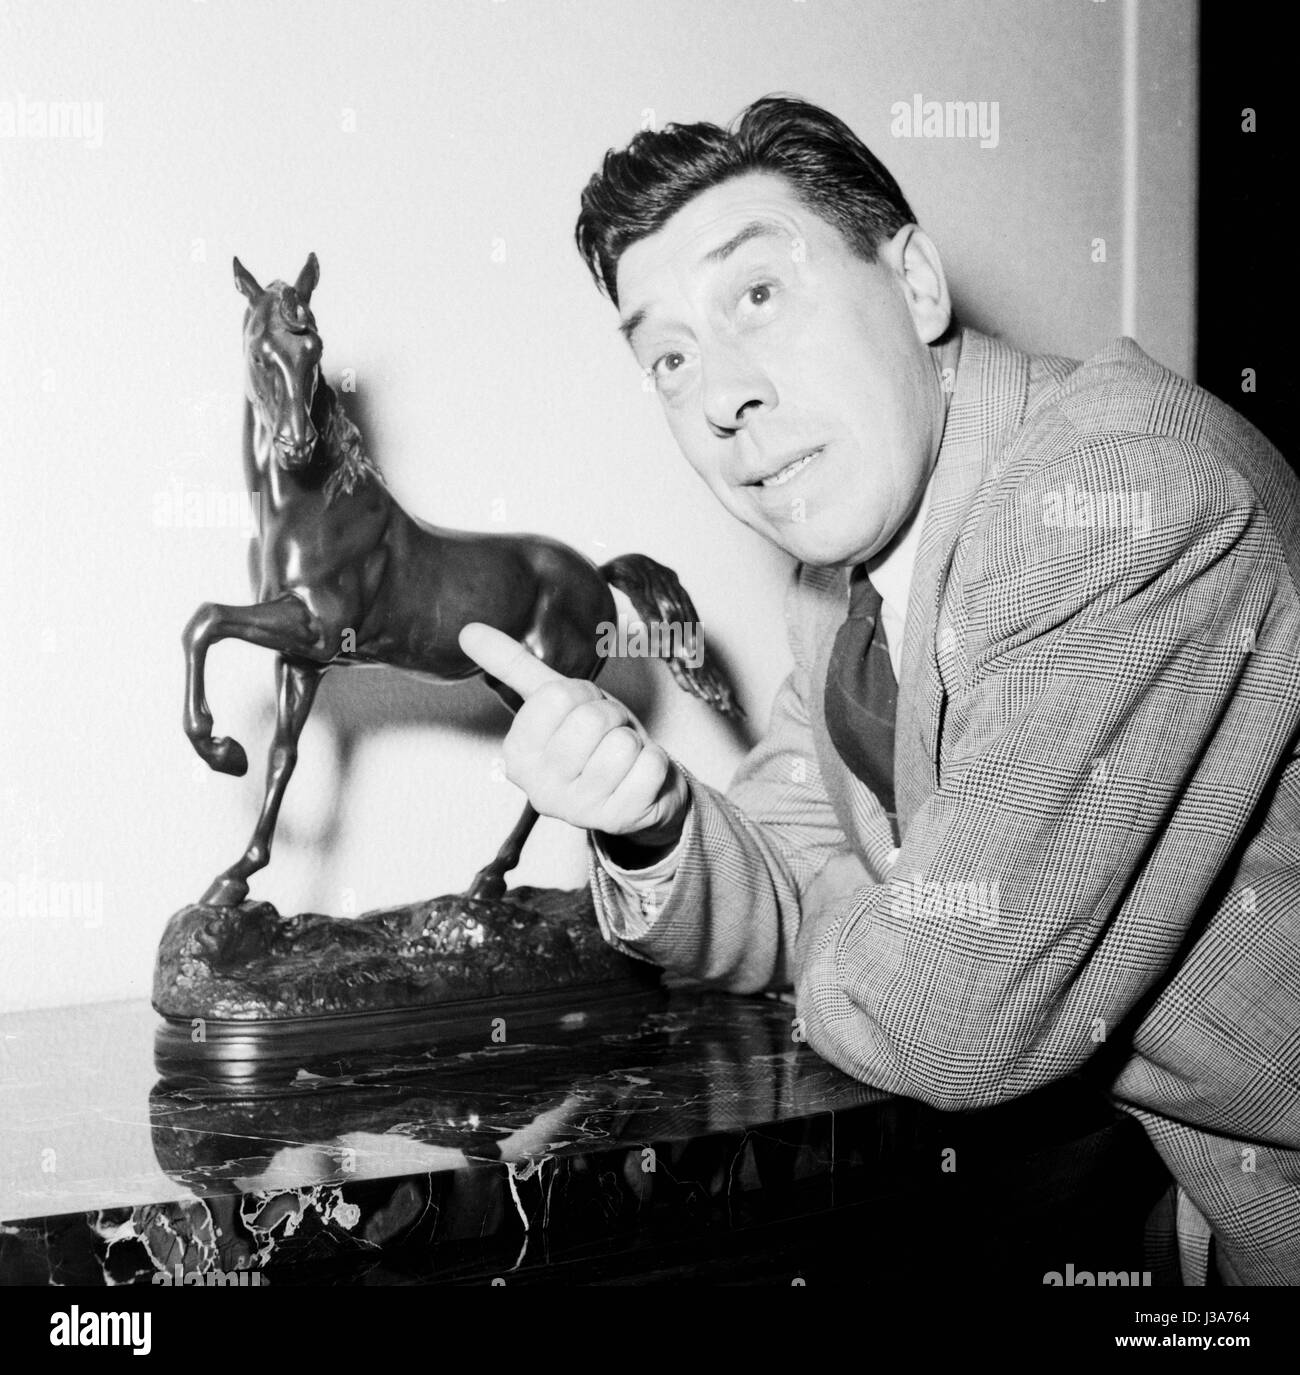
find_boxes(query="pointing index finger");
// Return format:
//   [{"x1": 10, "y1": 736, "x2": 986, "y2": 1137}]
[{"x1": 458, "y1": 622, "x2": 568, "y2": 699}]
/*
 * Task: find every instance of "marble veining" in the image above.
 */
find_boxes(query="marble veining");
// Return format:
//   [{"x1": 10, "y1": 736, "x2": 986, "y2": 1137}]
[
  {"x1": 0, "y1": 989, "x2": 1163, "y2": 1285},
  {"x1": 1, "y1": 990, "x2": 887, "y2": 1283}
]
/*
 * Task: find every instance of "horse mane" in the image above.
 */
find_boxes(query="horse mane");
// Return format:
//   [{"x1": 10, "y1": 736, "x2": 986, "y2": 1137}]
[{"x1": 321, "y1": 391, "x2": 385, "y2": 503}]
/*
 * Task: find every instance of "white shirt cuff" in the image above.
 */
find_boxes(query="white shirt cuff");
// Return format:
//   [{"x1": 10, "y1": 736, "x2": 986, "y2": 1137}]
[{"x1": 592, "y1": 830, "x2": 684, "y2": 939}]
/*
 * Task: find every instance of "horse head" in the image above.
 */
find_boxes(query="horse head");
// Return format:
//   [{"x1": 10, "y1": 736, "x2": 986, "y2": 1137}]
[{"x1": 233, "y1": 253, "x2": 323, "y2": 471}]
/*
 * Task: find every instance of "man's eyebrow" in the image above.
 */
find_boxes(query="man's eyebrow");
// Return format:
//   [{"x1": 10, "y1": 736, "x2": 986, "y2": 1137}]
[
  {"x1": 699, "y1": 218, "x2": 788, "y2": 265},
  {"x1": 617, "y1": 220, "x2": 790, "y2": 348},
  {"x1": 618, "y1": 307, "x2": 648, "y2": 347}
]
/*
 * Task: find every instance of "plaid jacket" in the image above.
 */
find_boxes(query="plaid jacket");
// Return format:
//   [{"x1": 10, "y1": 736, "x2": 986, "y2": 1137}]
[{"x1": 589, "y1": 328, "x2": 1300, "y2": 1284}]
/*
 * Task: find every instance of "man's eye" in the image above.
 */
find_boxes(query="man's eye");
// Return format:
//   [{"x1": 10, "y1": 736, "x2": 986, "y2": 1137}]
[{"x1": 738, "y1": 279, "x2": 779, "y2": 312}]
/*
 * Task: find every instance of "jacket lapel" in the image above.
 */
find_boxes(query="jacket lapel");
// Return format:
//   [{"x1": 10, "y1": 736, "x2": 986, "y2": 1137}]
[
  {"x1": 893, "y1": 329, "x2": 1034, "y2": 836},
  {"x1": 798, "y1": 328, "x2": 1034, "y2": 863}
]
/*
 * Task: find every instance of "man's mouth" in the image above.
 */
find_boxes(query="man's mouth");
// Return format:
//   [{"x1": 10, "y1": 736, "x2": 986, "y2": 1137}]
[{"x1": 754, "y1": 445, "x2": 825, "y2": 488}]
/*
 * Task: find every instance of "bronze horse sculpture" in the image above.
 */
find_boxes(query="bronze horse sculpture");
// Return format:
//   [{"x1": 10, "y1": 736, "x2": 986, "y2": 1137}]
[{"x1": 183, "y1": 253, "x2": 740, "y2": 908}]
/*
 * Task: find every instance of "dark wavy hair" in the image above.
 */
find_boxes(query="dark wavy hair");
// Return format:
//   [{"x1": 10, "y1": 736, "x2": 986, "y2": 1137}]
[{"x1": 575, "y1": 94, "x2": 916, "y2": 309}]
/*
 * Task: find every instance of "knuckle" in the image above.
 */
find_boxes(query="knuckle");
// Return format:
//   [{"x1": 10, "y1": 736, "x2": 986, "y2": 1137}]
[
  {"x1": 637, "y1": 745, "x2": 668, "y2": 786},
  {"x1": 532, "y1": 680, "x2": 576, "y2": 713},
  {"x1": 599, "y1": 725, "x2": 642, "y2": 766},
  {"x1": 562, "y1": 687, "x2": 604, "y2": 726},
  {"x1": 589, "y1": 698, "x2": 630, "y2": 732},
  {"x1": 558, "y1": 701, "x2": 617, "y2": 753},
  {"x1": 640, "y1": 740, "x2": 667, "y2": 768}
]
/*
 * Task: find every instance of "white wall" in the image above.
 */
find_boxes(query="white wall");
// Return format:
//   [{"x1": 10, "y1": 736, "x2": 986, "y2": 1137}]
[{"x1": 0, "y1": 0, "x2": 1196, "y2": 1012}]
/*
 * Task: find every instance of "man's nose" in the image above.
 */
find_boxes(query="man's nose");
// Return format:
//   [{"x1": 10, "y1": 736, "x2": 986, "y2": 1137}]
[{"x1": 700, "y1": 344, "x2": 777, "y2": 434}]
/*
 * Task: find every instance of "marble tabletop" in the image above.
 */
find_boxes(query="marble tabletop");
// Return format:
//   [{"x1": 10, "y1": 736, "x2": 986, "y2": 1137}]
[{"x1": 0, "y1": 990, "x2": 1167, "y2": 1285}]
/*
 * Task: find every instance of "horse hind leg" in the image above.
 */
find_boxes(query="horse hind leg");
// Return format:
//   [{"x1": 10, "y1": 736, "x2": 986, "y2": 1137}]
[
  {"x1": 465, "y1": 632, "x2": 605, "y2": 903},
  {"x1": 198, "y1": 657, "x2": 325, "y2": 906},
  {"x1": 466, "y1": 801, "x2": 539, "y2": 904}
]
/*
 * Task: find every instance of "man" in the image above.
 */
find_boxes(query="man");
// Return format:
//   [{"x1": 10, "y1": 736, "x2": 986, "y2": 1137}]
[{"x1": 460, "y1": 96, "x2": 1300, "y2": 1284}]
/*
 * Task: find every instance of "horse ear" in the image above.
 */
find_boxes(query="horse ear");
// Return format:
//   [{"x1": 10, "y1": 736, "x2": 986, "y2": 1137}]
[
  {"x1": 294, "y1": 252, "x2": 319, "y2": 304},
  {"x1": 233, "y1": 256, "x2": 263, "y2": 303}
]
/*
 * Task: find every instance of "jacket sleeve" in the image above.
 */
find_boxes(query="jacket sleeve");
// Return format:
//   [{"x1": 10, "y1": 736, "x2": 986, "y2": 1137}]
[
  {"x1": 587, "y1": 563, "x2": 854, "y2": 993},
  {"x1": 796, "y1": 437, "x2": 1288, "y2": 1110}
]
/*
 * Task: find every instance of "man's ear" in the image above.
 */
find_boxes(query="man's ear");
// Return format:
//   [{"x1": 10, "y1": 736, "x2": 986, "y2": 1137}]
[{"x1": 883, "y1": 225, "x2": 951, "y2": 346}]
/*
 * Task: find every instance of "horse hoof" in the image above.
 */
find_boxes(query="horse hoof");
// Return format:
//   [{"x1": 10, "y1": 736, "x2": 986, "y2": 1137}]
[
  {"x1": 209, "y1": 737, "x2": 249, "y2": 777},
  {"x1": 466, "y1": 875, "x2": 507, "y2": 903},
  {"x1": 198, "y1": 875, "x2": 249, "y2": 907}
]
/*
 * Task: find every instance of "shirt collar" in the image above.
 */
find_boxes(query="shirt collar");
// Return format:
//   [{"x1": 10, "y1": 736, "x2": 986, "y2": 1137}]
[{"x1": 865, "y1": 475, "x2": 933, "y2": 625}]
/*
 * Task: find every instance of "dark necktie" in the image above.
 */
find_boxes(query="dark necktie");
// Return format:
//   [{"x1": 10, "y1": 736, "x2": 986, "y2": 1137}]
[{"x1": 824, "y1": 564, "x2": 900, "y2": 843}]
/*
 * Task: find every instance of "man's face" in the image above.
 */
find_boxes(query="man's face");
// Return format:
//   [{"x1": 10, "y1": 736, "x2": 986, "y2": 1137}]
[{"x1": 614, "y1": 172, "x2": 952, "y2": 567}]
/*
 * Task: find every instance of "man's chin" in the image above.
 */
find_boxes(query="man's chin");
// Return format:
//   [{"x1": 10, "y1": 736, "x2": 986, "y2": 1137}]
[
  {"x1": 767, "y1": 526, "x2": 877, "y2": 568},
  {"x1": 729, "y1": 498, "x2": 876, "y2": 566}
]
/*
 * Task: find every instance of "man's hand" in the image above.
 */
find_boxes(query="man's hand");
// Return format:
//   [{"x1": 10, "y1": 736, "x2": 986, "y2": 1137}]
[{"x1": 458, "y1": 622, "x2": 690, "y2": 852}]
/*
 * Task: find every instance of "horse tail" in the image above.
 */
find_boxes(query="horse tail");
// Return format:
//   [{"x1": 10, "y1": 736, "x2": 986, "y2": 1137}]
[{"x1": 599, "y1": 553, "x2": 744, "y2": 720}]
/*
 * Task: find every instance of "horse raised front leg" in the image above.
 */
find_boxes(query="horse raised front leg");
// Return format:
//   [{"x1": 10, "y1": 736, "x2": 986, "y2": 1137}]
[
  {"x1": 182, "y1": 592, "x2": 326, "y2": 775},
  {"x1": 200, "y1": 656, "x2": 325, "y2": 907},
  {"x1": 466, "y1": 802, "x2": 539, "y2": 903}
]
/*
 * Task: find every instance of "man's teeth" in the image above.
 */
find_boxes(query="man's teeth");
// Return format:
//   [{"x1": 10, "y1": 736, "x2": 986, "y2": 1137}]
[{"x1": 761, "y1": 447, "x2": 822, "y2": 487}]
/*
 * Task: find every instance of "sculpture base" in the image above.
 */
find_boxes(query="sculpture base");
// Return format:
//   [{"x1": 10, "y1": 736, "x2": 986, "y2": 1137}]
[{"x1": 153, "y1": 886, "x2": 661, "y2": 1077}]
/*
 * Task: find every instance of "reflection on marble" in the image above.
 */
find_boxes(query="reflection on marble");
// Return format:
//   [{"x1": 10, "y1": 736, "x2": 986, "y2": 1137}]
[{"x1": 0, "y1": 992, "x2": 1170, "y2": 1285}]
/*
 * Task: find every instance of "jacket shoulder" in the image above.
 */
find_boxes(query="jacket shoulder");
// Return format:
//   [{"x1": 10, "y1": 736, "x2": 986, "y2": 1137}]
[
  {"x1": 1004, "y1": 338, "x2": 1300, "y2": 576},
  {"x1": 1022, "y1": 339, "x2": 1285, "y2": 478}
]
